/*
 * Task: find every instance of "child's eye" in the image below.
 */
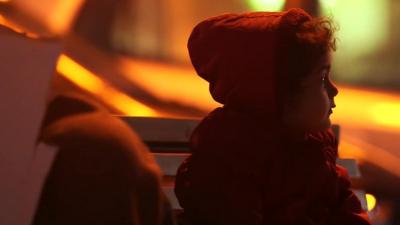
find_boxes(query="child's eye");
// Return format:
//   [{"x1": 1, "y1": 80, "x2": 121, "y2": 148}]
[
  {"x1": 322, "y1": 70, "x2": 330, "y2": 81},
  {"x1": 321, "y1": 72, "x2": 329, "y2": 87},
  {"x1": 321, "y1": 74, "x2": 327, "y2": 83}
]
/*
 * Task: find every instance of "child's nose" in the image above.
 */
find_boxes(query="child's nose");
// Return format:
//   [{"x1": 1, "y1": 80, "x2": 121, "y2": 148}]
[{"x1": 327, "y1": 80, "x2": 338, "y2": 98}]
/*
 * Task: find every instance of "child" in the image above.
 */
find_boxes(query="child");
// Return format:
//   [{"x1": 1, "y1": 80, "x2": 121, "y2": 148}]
[{"x1": 175, "y1": 8, "x2": 371, "y2": 225}]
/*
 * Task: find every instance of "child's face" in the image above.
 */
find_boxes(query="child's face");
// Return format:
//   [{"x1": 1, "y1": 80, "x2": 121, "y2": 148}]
[{"x1": 284, "y1": 52, "x2": 338, "y2": 133}]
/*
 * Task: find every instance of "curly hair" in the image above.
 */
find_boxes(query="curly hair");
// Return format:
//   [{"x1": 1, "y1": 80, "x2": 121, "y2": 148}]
[
  {"x1": 296, "y1": 17, "x2": 337, "y2": 55},
  {"x1": 278, "y1": 16, "x2": 338, "y2": 95}
]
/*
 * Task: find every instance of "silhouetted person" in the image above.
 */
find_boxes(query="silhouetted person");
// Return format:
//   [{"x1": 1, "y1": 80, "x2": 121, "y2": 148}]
[
  {"x1": 33, "y1": 91, "x2": 174, "y2": 225},
  {"x1": 175, "y1": 8, "x2": 371, "y2": 225}
]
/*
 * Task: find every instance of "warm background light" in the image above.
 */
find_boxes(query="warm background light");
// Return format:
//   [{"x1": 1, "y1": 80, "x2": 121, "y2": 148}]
[
  {"x1": 370, "y1": 103, "x2": 400, "y2": 128},
  {"x1": 117, "y1": 57, "x2": 219, "y2": 113},
  {"x1": 321, "y1": 0, "x2": 391, "y2": 86},
  {"x1": 56, "y1": 54, "x2": 159, "y2": 117},
  {"x1": 331, "y1": 87, "x2": 400, "y2": 130}
]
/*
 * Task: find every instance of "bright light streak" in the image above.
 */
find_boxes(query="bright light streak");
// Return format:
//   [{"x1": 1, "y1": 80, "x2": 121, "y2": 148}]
[
  {"x1": 57, "y1": 55, "x2": 105, "y2": 93},
  {"x1": 370, "y1": 103, "x2": 400, "y2": 129},
  {"x1": 247, "y1": 0, "x2": 286, "y2": 12},
  {"x1": 365, "y1": 193, "x2": 377, "y2": 211},
  {"x1": 56, "y1": 54, "x2": 159, "y2": 117},
  {"x1": 331, "y1": 86, "x2": 400, "y2": 130}
]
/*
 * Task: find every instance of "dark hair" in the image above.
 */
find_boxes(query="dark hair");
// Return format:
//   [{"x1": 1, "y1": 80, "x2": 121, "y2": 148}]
[
  {"x1": 279, "y1": 16, "x2": 337, "y2": 94},
  {"x1": 296, "y1": 17, "x2": 337, "y2": 56}
]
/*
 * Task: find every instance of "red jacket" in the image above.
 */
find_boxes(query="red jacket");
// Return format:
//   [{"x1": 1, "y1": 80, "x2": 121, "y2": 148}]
[
  {"x1": 175, "y1": 107, "x2": 370, "y2": 225},
  {"x1": 176, "y1": 9, "x2": 371, "y2": 225}
]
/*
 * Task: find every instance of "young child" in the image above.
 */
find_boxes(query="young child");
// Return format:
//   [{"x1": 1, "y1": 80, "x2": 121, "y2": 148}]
[{"x1": 175, "y1": 8, "x2": 371, "y2": 225}]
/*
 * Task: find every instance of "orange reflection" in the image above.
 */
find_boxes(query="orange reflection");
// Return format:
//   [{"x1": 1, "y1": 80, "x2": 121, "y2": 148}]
[{"x1": 56, "y1": 54, "x2": 159, "y2": 117}]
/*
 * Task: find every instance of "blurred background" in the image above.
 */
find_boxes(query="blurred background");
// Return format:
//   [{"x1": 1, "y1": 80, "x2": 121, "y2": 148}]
[{"x1": 0, "y1": 0, "x2": 399, "y2": 224}]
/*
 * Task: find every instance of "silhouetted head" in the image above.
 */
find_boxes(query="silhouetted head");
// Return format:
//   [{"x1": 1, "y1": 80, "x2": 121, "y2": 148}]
[{"x1": 188, "y1": 8, "x2": 337, "y2": 133}]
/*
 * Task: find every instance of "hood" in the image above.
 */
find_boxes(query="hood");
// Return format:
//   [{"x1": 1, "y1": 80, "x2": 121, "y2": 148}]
[{"x1": 188, "y1": 8, "x2": 312, "y2": 114}]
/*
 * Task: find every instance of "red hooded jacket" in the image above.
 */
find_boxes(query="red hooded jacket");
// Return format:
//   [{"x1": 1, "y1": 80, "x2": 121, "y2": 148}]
[{"x1": 175, "y1": 9, "x2": 371, "y2": 225}]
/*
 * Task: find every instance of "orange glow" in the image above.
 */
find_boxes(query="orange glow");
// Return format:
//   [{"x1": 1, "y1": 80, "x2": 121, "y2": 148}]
[
  {"x1": 117, "y1": 58, "x2": 220, "y2": 112},
  {"x1": 318, "y1": 87, "x2": 400, "y2": 176},
  {"x1": 57, "y1": 55, "x2": 105, "y2": 93},
  {"x1": 370, "y1": 102, "x2": 400, "y2": 128},
  {"x1": 338, "y1": 140, "x2": 367, "y2": 160},
  {"x1": 330, "y1": 86, "x2": 400, "y2": 131},
  {"x1": 56, "y1": 54, "x2": 159, "y2": 117}
]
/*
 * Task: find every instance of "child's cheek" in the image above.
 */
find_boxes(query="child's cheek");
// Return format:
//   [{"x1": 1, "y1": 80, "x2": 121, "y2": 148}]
[
  {"x1": 310, "y1": 89, "x2": 330, "y2": 120},
  {"x1": 318, "y1": 91, "x2": 331, "y2": 119}
]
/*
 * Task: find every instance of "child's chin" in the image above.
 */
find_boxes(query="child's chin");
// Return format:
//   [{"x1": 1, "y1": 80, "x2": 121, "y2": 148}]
[
  {"x1": 320, "y1": 119, "x2": 332, "y2": 130},
  {"x1": 310, "y1": 119, "x2": 331, "y2": 132}
]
